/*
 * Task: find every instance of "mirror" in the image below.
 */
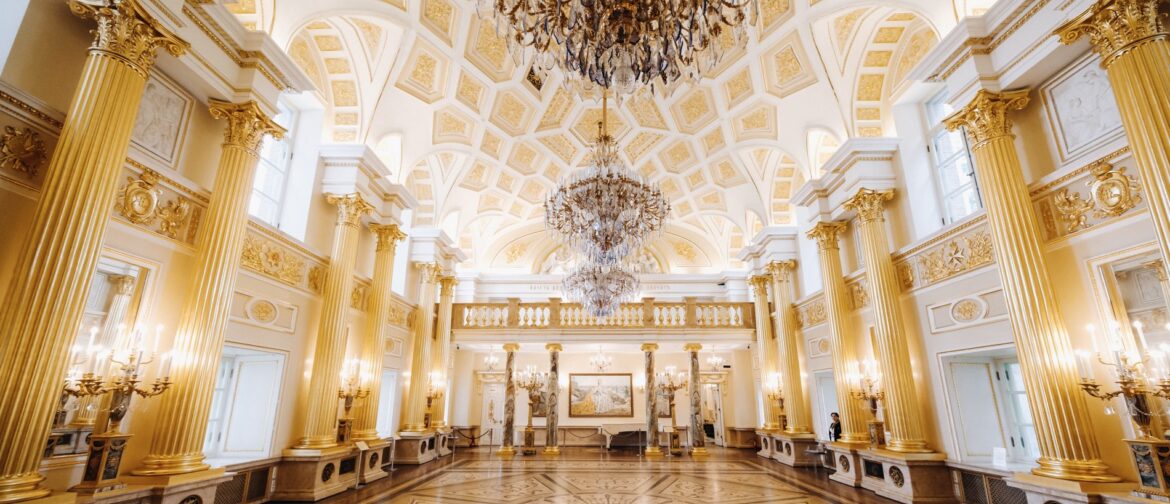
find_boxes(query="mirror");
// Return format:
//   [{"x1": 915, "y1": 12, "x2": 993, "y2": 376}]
[{"x1": 1102, "y1": 251, "x2": 1170, "y2": 352}]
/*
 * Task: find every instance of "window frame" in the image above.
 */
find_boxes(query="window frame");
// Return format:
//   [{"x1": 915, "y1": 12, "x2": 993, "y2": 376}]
[
  {"x1": 924, "y1": 94, "x2": 982, "y2": 224},
  {"x1": 248, "y1": 101, "x2": 297, "y2": 227},
  {"x1": 994, "y1": 357, "x2": 1041, "y2": 463}
]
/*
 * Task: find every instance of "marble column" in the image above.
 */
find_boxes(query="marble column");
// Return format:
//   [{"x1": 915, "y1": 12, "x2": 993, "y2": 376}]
[
  {"x1": 1059, "y1": 1, "x2": 1170, "y2": 270},
  {"x1": 498, "y1": 343, "x2": 519, "y2": 456},
  {"x1": 401, "y1": 263, "x2": 440, "y2": 433},
  {"x1": 136, "y1": 101, "x2": 282, "y2": 475},
  {"x1": 429, "y1": 276, "x2": 457, "y2": 428},
  {"x1": 748, "y1": 276, "x2": 780, "y2": 430},
  {"x1": 945, "y1": 90, "x2": 1116, "y2": 482},
  {"x1": 352, "y1": 224, "x2": 406, "y2": 441},
  {"x1": 843, "y1": 188, "x2": 931, "y2": 453},
  {"x1": 642, "y1": 343, "x2": 661, "y2": 457},
  {"x1": 295, "y1": 194, "x2": 373, "y2": 449},
  {"x1": 767, "y1": 260, "x2": 813, "y2": 435},
  {"x1": 807, "y1": 222, "x2": 868, "y2": 444},
  {"x1": 72, "y1": 274, "x2": 137, "y2": 427},
  {"x1": 685, "y1": 343, "x2": 707, "y2": 458},
  {"x1": 0, "y1": 2, "x2": 184, "y2": 498},
  {"x1": 544, "y1": 343, "x2": 562, "y2": 455}
]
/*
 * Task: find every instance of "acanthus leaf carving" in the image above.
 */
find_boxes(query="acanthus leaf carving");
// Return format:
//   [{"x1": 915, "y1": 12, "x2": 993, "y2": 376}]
[
  {"x1": 68, "y1": 0, "x2": 188, "y2": 77},
  {"x1": 114, "y1": 168, "x2": 197, "y2": 242},
  {"x1": 0, "y1": 125, "x2": 46, "y2": 178},
  {"x1": 1056, "y1": 0, "x2": 1170, "y2": 66}
]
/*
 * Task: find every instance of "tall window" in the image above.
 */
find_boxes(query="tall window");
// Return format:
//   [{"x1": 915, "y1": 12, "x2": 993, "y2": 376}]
[
  {"x1": 249, "y1": 102, "x2": 295, "y2": 226},
  {"x1": 926, "y1": 95, "x2": 981, "y2": 223},
  {"x1": 997, "y1": 359, "x2": 1040, "y2": 462}
]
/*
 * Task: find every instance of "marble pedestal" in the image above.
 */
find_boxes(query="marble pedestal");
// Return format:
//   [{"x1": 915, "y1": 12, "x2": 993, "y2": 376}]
[
  {"x1": 358, "y1": 439, "x2": 391, "y2": 484},
  {"x1": 394, "y1": 432, "x2": 437, "y2": 465},
  {"x1": 1008, "y1": 473, "x2": 1132, "y2": 504},
  {"x1": 859, "y1": 448, "x2": 953, "y2": 504},
  {"x1": 770, "y1": 432, "x2": 820, "y2": 467},
  {"x1": 273, "y1": 446, "x2": 359, "y2": 501},
  {"x1": 435, "y1": 427, "x2": 453, "y2": 457},
  {"x1": 756, "y1": 429, "x2": 777, "y2": 458},
  {"x1": 117, "y1": 468, "x2": 230, "y2": 504},
  {"x1": 828, "y1": 442, "x2": 867, "y2": 487}
]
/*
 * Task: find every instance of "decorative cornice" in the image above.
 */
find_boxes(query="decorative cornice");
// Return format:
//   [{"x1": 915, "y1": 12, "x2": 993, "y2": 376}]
[
  {"x1": 69, "y1": 0, "x2": 188, "y2": 78},
  {"x1": 843, "y1": 188, "x2": 894, "y2": 224},
  {"x1": 208, "y1": 99, "x2": 285, "y2": 154},
  {"x1": 1056, "y1": 0, "x2": 1170, "y2": 67},
  {"x1": 944, "y1": 89, "x2": 1031, "y2": 148}
]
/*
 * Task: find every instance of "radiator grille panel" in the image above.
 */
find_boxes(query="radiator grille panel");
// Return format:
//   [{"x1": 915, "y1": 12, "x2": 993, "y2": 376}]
[{"x1": 214, "y1": 473, "x2": 247, "y2": 504}]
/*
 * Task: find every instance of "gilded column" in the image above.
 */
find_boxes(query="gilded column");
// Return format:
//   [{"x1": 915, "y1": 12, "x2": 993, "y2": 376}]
[
  {"x1": 0, "y1": 2, "x2": 185, "y2": 499},
  {"x1": 767, "y1": 260, "x2": 813, "y2": 435},
  {"x1": 642, "y1": 343, "x2": 661, "y2": 457},
  {"x1": 807, "y1": 222, "x2": 868, "y2": 444},
  {"x1": 1058, "y1": 0, "x2": 1170, "y2": 269},
  {"x1": 748, "y1": 276, "x2": 780, "y2": 430},
  {"x1": 401, "y1": 263, "x2": 440, "y2": 433},
  {"x1": 429, "y1": 276, "x2": 457, "y2": 428},
  {"x1": 498, "y1": 343, "x2": 519, "y2": 456},
  {"x1": 945, "y1": 90, "x2": 1116, "y2": 481},
  {"x1": 294, "y1": 194, "x2": 373, "y2": 449},
  {"x1": 351, "y1": 224, "x2": 406, "y2": 441},
  {"x1": 72, "y1": 274, "x2": 137, "y2": 427},
  {"x1": 843, "y1": 189, "x2": 931, "y2": 453},
  {"x1": 544, "y1": 343, "x2": 562, "y2": 455},
  {"x1": 136, "y1": 100, "x2": 282, "y2": 474},
  {"x1": 685, "y1": 343, "x2": 707, "y2": 458}
]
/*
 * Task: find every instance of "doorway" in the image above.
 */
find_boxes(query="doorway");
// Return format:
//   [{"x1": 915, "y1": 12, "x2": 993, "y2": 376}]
[
  {"x1": 203, "y1": 345, "x2": 286, "y2": 464},
  {"x1": 701, "y1": 383, "x2": 725, "y2": 446},
  {"x1": 481, "y1": 382, "x2": 504, "y2": 446},
  {"x1": 812, "y1": 370, "x2": 838, "y2": 441}
]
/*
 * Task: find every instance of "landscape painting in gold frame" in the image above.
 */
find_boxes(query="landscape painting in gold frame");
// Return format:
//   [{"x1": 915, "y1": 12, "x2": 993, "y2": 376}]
[{"x1": 569, "y1": 373, "x2": 634, "y2": 417}]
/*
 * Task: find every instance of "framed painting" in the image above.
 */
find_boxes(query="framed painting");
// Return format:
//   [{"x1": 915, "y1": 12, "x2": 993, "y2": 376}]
[{"x1": 569, "y1": 373, "x2": 634, "y2": 417}]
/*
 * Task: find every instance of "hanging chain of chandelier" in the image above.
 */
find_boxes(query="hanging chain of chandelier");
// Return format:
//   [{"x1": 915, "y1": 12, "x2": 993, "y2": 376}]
[{"x1": 477, "y1": 0, "x2": 758, "y2": 94}]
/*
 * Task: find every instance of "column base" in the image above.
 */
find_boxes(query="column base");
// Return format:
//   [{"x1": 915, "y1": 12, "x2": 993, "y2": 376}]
[
  {"x1": 827, "y1": 442, "x2": 868, "y2": 487},
  {"x1": 690, "y1": 446, "x2": 709, "y2": 459},
  {"x1": 542, "y1": 446, "x2": 561, "y2": 456},
  {"x1": 770, "y1": 432, "x2": 820, "y2": 467},
  {"x1": 357, "y1": 439, "x2": 391, "y2": 484},
  {"x1": 1008, "y1": 472, "x2": 1132, "y2": 504},
  {"x1": 756, "y1": 429, "x2": 776, "y2": 458},
  {"x1": 393, "y1": 433, "x2": 438, "y2": 465},
  {"x1": 273, "y1": 446, "x2": 359, "y2": 501},
  {"x1": 645, "y1": 446, "x2": 664, "y2": 458},
  {"x1": 859, "y1": 448, "x2": 952, "y2": 504},
  {"x1": 497, "y1": 445, "x2": 516, "y2": 458},
  {"x1": 17, "y1": 493, "x2": 74, "y2": 504}
]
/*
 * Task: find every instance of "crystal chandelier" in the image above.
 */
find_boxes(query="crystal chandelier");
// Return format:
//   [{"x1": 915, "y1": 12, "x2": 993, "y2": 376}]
[
  {"x1": 477, "y1": 0, "x2": 757, "y2": 93},
  {"x1": 589, "y1": 346, "x2": 613, "y2": 372},
  {"x1": 562, "y1": 262, "x2": 640, "y2": 317},
  {"x1": 545, "y1": 95, "x2": 670, "y2": 266}
]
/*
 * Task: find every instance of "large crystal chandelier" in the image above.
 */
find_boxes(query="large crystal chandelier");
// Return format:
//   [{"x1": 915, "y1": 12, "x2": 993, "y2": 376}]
[
  {"x1": 477, "y1": 0, "x2": 756, "y2": 93},
  {"x1": 562, "y1": 262, "x2": 640, "y2": 317},
  {"x1": 545, "y1": 95, "x2": 670, "y2": 266}
]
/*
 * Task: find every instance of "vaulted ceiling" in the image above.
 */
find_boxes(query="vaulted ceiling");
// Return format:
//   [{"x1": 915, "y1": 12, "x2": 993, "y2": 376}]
[{"x1": 223, "y1": 0, "x2": 997, "y2": 272}]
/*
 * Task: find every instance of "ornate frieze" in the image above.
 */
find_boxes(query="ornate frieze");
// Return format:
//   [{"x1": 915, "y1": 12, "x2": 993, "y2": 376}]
[
  {"x1": 113, "y1": 168, "x2": 201, "y2": 244},
  {"x1": 796, "y1": 296, "x2": 827, "y2": 328},
  {"x1": 240, "y1": 235, "x2": 306, "y2": 287},
  {"x1": 1033, "y1": 151, "x2": 1145, "y2": 240}
]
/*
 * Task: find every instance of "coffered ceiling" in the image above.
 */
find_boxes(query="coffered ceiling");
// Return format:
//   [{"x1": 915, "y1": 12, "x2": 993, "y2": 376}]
[{"x1": 222, "y1": 0, "x2": 994, "y2": 272}]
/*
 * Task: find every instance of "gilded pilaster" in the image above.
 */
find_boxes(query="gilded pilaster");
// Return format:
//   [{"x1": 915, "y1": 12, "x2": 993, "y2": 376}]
[
  {"x1": 137, "y1": 100, "x2": 282, "y2": 474},
  {"x1": 642, "y1": 343, "x2": 661, "y2": 456},
  {"x1": 498, "y1": 343, "x2": 519, "y2": 456},
  {"x1": 748, "y1": 276, "x2": 781, "y2": 430},
  {"x1": 945, "y1": 90, "x2": 1116, "y2": 481},
  {"x1": 767, "y1": 260, "x2": 813, "y2": 435},
  {"x1": 807, "y1": 221, "x2": 868, "y2": 444},
  {"x1": 0, "y1": 2, "x2": 185, "y2": 499},
  {"x1": 544, "y1": 343, "x2": 562, "y2": 455},
  {"x1": 429, "y1": 276, "x2": 458, "y2": 428},
  {"x1": 843, "y1": 188, "x2": 931, "y2": 453},
  {"x1": 295, "y1": 194, "x2": 373, "y2": 449},
  {"x1": 1058, "y1": 0, "x2": 1170, "y2": 274},
  {"x1": 401, "y1": 263, "x2": 440, "y2": 433},
  {"x1": 685, "y1": 343, "x2": 707, "y2": 457},
  {"x1": 71, "y1": 274, "x2": 136, "y2": 427},
  {"x1": 352, "y1": 224, "x2": 406, "y2": 441}
]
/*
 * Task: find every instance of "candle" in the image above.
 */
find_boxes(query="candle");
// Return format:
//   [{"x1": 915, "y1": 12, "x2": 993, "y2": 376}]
[
  {"x1": 160, "y1": 351, "x2": 173, "y2": 378},
  {"x1": 153, "y1": 324, "x2": 163, "y2": 354},
  {"x1": 1087, "y1": 324, "x2": 1100, "y2": 355},
  {"x1": 1075, "y1": 350, "x2": 1094, "y2": 380}
]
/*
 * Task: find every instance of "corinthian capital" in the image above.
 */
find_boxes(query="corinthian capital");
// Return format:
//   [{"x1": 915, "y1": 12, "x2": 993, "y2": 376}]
[
  {"x1": 326, "y1": 193, "x2": 373, "y2": 227},
  {"x1": 69, "y1": 0, "x2": 188, "y2": 77},
  {"x1": 209, "y1": 100, "x2": 286, "y2": 154},
  {"x1": 1056, "y1": 0, "x2": 1170, "y2": 66},
  {"x1": 749, "y1": 275, "x2": 771, "y2": 297},
  {"x1": 415, "y1": 262, "x2": 442, "y2": 283},
  {"x1": 844, "y1": 188, "x2": 894, "y2": 224},
  {"x1": 766, "y1": 260, "x2": 798, "y2": 283},
  {"x1": 438, "y1": 276, "x2": 459, "y2": 297},
  {"x1": 369, "y1": 223, "x2": 407, "y2": 253},
  {"x1": 944, "y1": 89, "x2": 1030, "y2": 148},
  {"x1": 806, "y1": 221, "x2": 848, "y2": 251}
]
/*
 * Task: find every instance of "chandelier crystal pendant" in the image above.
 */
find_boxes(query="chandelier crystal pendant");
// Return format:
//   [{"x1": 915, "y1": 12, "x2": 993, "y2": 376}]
[
  {"x1": 561, "y1": 261, "x2": 640, "y2": 317},
  {"x1": 590, "y1": 346, "x2": 613, "y2": 372},
  {"x1": 477, "y1": 0, "x2": 757, "y2": 93}
]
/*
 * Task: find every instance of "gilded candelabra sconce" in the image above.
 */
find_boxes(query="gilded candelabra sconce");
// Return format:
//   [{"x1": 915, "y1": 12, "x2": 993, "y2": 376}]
[
  {"x1": 516, "y1": 366, "x2": 548, "y2": 456},
  {"x1": 1078, "y1": 322, "x2": 1170, "y2": 500},
  {"x1": 766, "y1": 372, "x2": 786, "y2": 432},
  {"x1": 67, "y1": 325, "x2": 172, "y2": 495},
  {"x1": 656, "y1": 366, "x2": 688, "y2": 457},
  {"x1": 706, "y1": 355, "x2": 724, "y2": 372},
  {"x1": 849, "y1": 359, "x2": 885, "y2": 448},
  {"x1": 483, "y1": 352, "x2": 500, "y2": 371},
  {"x1": 336, "y1": 359, "x2": 370, "y2": 444},
  {"x1": 424, "y1": 371, "x2": 445, "y2": 431}
]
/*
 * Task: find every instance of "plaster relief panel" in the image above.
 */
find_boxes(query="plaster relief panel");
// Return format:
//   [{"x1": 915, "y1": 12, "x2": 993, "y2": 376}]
[
  {"x1": 1041, "y1": 54, "x2": 1124, "y2": 163},
  {"x1": 230, "y1": 291, "x2": 299, "y2": 334},
  {"x1": 130, "y1": 74, "x2": 192, "y2": 169},
  {"x1": 927, "y1": 288, "x2": 1008, "y2": 333}
]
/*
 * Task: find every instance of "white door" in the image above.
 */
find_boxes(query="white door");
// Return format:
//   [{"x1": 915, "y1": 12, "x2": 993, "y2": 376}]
[
  {"x1": 481, "y1": 383, "x2": 504, "y2": 446},
  {"x1": 219, "y1": 354, "x2": 284, "y2": 459},
  {"x1": 376, "y1": 369, "x2": 399, "y2": 436},
  {"x1": 946, "y1": 360, "x2": 1008, "y2": 461},
  {"x1": 813, "y1": 371, "x2": 838, "y2": 441},
  {"x1": 703, "y1": 383, "x2": 725, "y2": 447}
]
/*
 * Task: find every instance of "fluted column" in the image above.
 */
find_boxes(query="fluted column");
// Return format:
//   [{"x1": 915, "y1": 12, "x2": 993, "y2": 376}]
[
  {"x1": 72, "y1": 274, "x2": 137, "y2": 427},
  {"x1": 135, "y1": 100, "x2": 282, "y2": 474},
  {"x1": 807, "y1": 222, "x2": 868, "y2": 445},
  {"x1": 294, "y1": 194, "x2": 373, "y2": 449},
  {"x1": 401, "y1": 263, "x2": 440, "y2": 433},
  {"x1": 352, "y1": 224, "x2": 406, "y2": 441},
  {"x1": 498, "y1": 343, "x2": 519, "y2": 456},
  {"x1": 843, "y1": 188, "x2": 931, "y2": 453},
  {"x1": 429, "y1": 276, "x2": 457, "y2": 428},
  {"x1": 685, "y1": 343, "x2": 707, "y2": 457},
  {"x1": 0, "y1": 2, "x2": 185, "y2": 499},
  {"x1": 642, "y1": 343, "x2": 661, "y2": 456},
  {"x1": 945, "y1": 90, "x2": 1116, "y2": 482},
  {"x1": 767, "y1": 260, "x2": 813, "y2": 435},
  {"x1": 748, "y1": 276, "x2": 780, "y2": 430},
  {"x1": 544, "y1": 343, "x2": 562, "y2": 455},
  {"x1": 1059, "y1": 0, "x2": 1170, "y2": 269}
]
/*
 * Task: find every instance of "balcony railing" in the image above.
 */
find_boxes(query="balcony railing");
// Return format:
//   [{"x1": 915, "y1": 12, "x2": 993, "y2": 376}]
[{"x1": 455, "y1": 298, "x2": 754, "y2": 330}]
